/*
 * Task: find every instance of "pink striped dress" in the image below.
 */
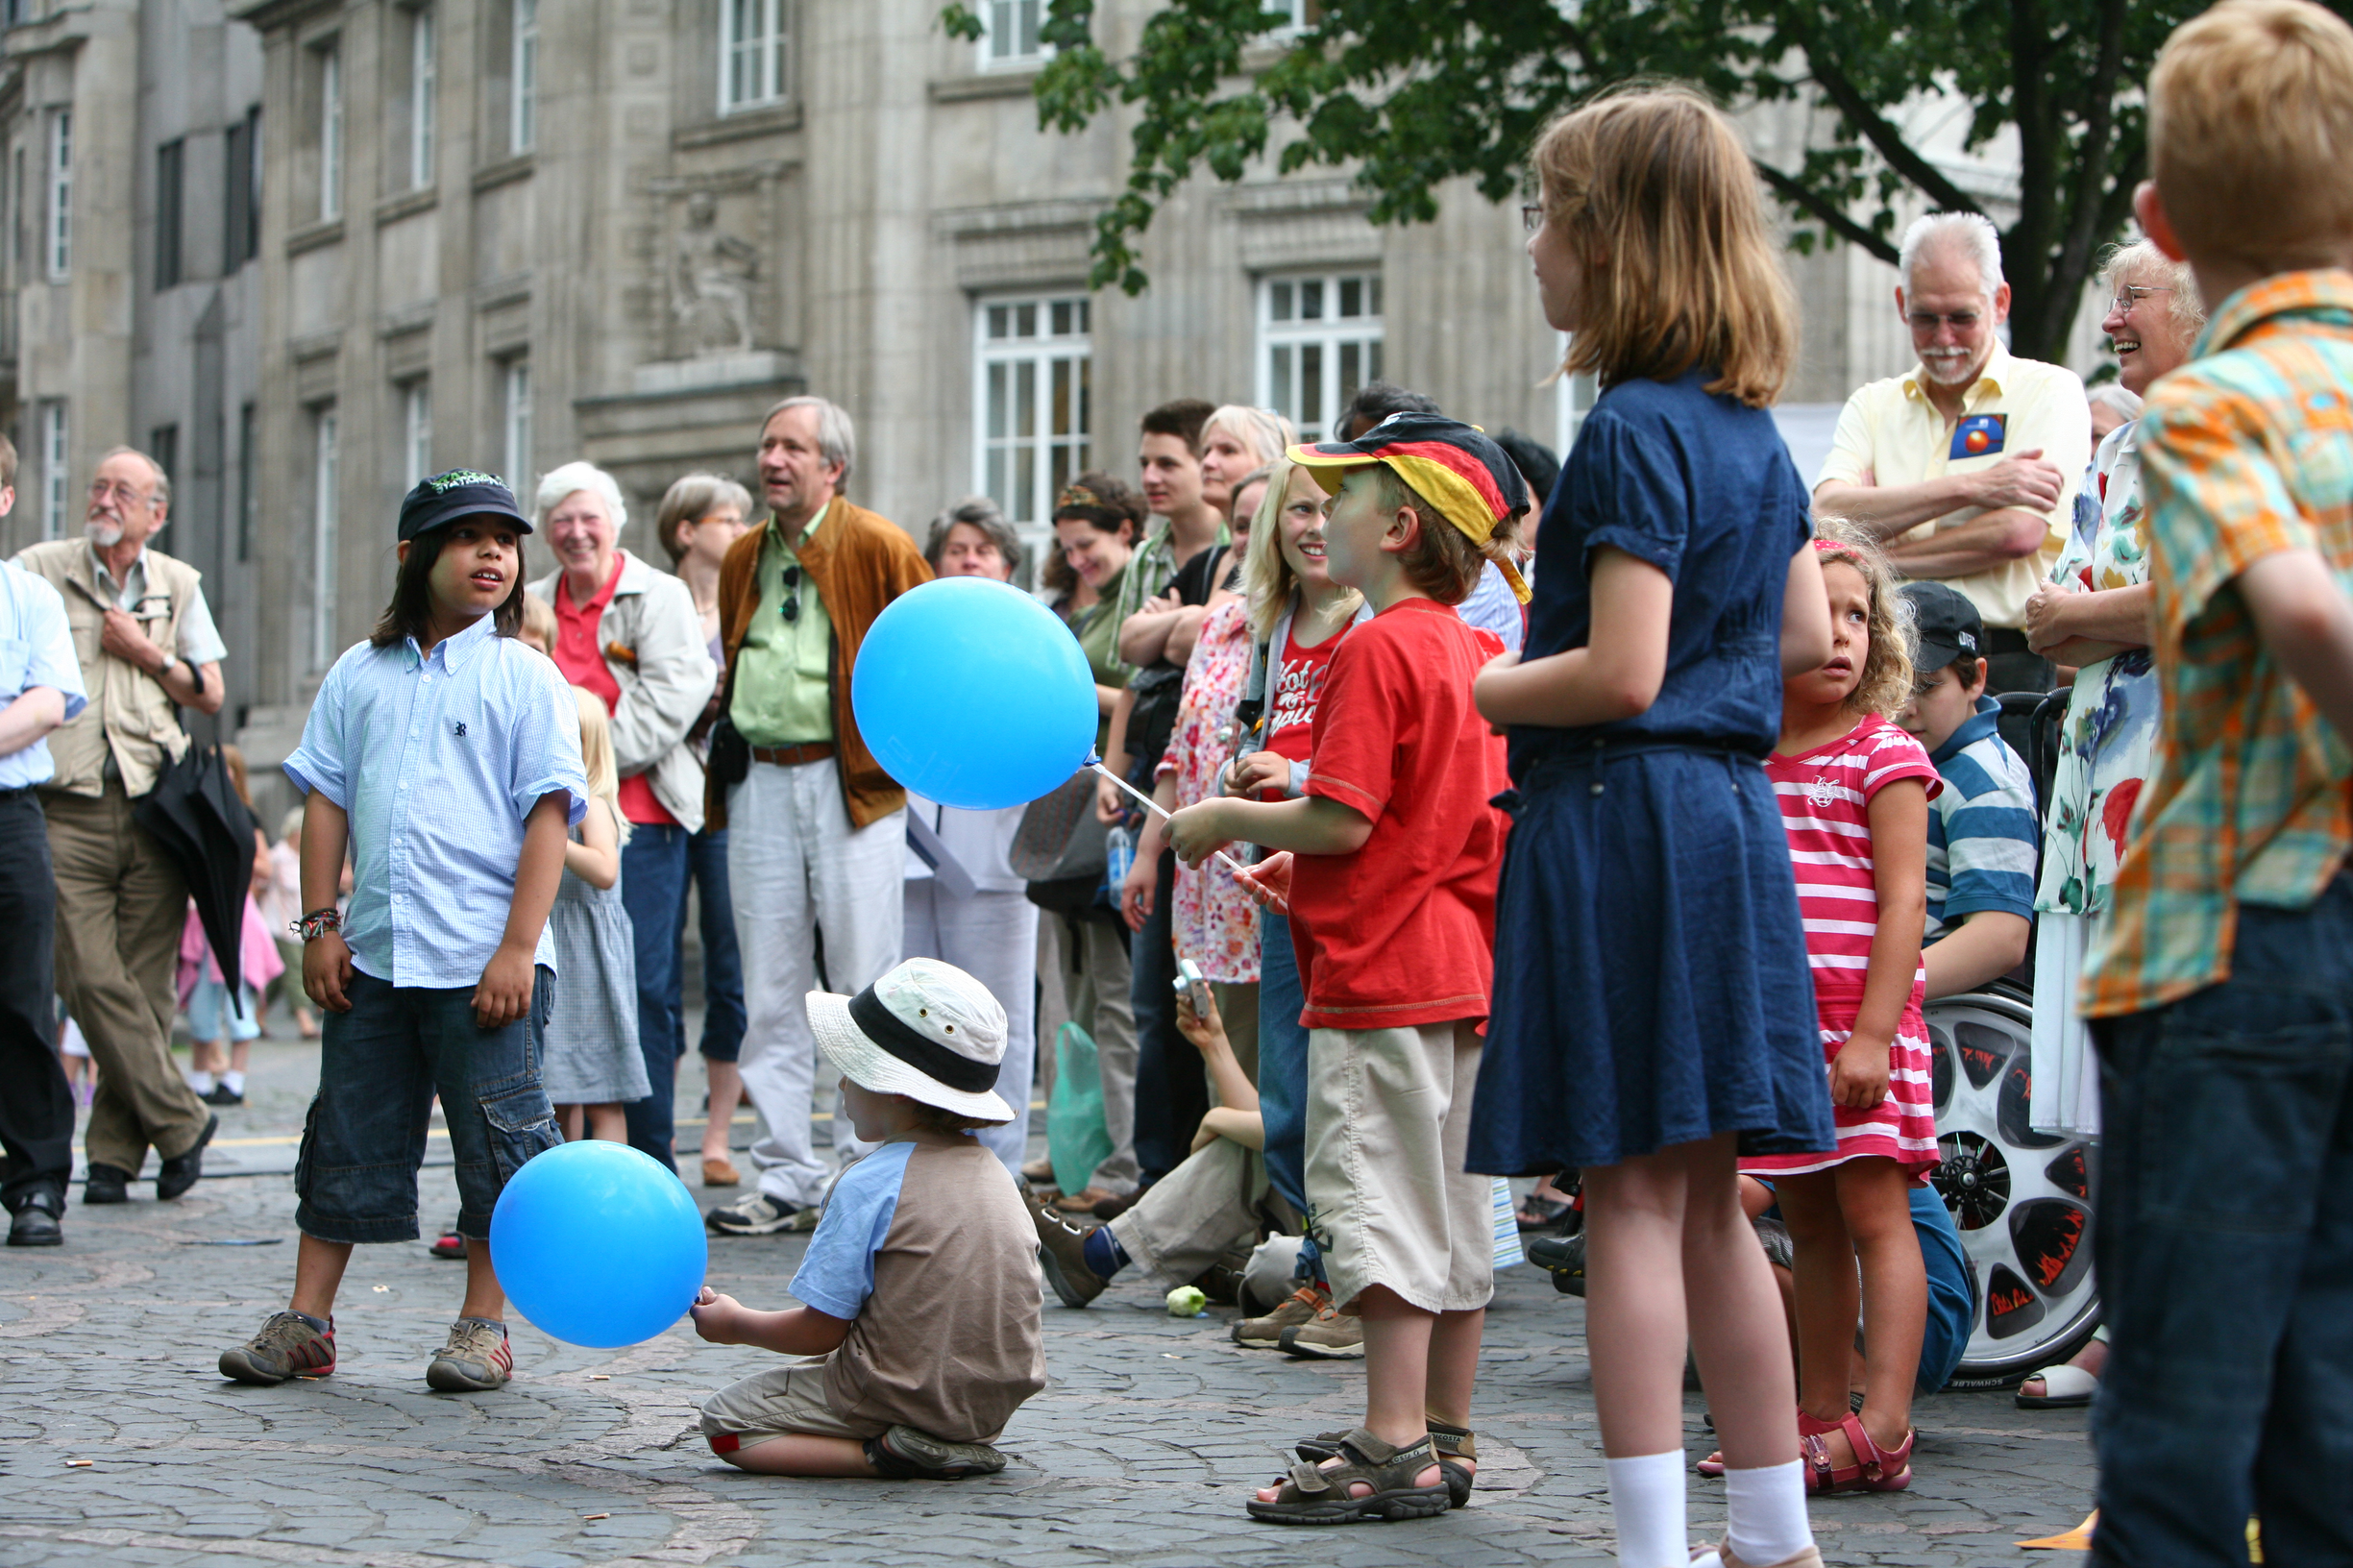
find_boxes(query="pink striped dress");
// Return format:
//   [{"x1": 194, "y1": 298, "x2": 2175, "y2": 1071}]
[{"x1": 1745, "y1": 716, "x2": 1944, "y2": 1179}]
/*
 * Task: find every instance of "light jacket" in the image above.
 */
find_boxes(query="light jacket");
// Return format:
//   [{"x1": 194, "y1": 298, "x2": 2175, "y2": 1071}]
[
  {"x1": 12, "y1": 539, "x2": 201, "y2": 798},
  {"x1": 708, "y1": 498, "x2": 932, "y2": 830},
  {"x1": 527, "y1": 550, "x2": 717, "y2": 833}
]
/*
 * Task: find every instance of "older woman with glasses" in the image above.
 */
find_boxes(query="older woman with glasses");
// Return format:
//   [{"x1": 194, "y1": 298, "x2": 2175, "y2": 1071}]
[{"x1": 527, "y1": 461, "x2": 717, "y2": 1174}]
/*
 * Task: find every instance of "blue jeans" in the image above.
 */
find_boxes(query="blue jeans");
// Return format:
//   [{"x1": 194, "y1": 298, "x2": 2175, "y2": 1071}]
[
  {"x1": 2089, "y1": 877, "x2": 2353, "y2": 1568},
  {"x1": 1257, "y1": 909, "x2": 1309, "y2": 1216},
  {"x1": 1911, "y1": 1185, "x2": 1973, "y2": 1395},
  {"x1": 294, "y1": 968, "x2": 558, "y2": 1243},
  {"x1": 684, "y1": 826, "x2": 746, "y2": 1064},
  {"x1": 620, "y1": 825, "x2": 691, "y2": 1171}
]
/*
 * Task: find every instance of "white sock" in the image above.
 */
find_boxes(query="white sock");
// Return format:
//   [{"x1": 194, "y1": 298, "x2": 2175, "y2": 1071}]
[
  {"x1": 186, "y1": 1069, "x2": 214, "y2": 1093},
  {"x1": 1722, "y1": 1459, "x2": 1813, "y2": 1566},
  {"x1": 222, "y1": 1070, "x2": 245, "y2": 1096},
  {"x1": 1605, "y1": 1451, "x2": 1688, "y2": 1568}
]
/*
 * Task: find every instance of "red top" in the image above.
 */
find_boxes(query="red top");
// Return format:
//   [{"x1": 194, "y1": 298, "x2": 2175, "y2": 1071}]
[
  {"x1": 1263, "y1": 619, "x2": 1340, "y2": 767},
  {"x1": 1286, "y1": 598, "x2": 1507, "y2": 1031},
  {"x1": 555, "y1": 559, "x2": 677, "y2": 827}
]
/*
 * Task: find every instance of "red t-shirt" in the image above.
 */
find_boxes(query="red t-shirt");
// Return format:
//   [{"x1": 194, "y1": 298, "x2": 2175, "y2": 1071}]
[
  {"x1": 1285, "y1": 598, "x2": 1508, "y2": 1031},
  {"x1": 554, "y1": 560, "x2": 677, "y2": 828},
  {"x1": 1263, "y1": 620, "x2": 1339, "y2": 767}
]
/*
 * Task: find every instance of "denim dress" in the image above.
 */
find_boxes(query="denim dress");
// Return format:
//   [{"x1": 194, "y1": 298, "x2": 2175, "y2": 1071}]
[{"x1": 1468, "y1": 370, "x2": 1836, "y2": 1174}]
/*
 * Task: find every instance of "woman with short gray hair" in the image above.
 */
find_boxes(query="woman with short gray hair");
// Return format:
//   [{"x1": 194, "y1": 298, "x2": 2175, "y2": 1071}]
[{"x1": 528, "y1": 460, "x2": 718, "y2": 1175}]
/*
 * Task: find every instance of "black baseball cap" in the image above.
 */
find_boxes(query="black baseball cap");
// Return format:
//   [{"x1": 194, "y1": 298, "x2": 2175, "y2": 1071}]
[
  {"x1": 398, "y1": 469, "x2": 533, "y2": 543},
  {"x1": 1902, "y1": 580, "x2": 1984, "y2": 669}
]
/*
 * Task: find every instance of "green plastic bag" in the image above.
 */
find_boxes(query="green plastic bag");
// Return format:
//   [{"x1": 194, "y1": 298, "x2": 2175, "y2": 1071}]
[{"x1": 1047, "y1": 1020, "x2": 1113, "y2": 1196}]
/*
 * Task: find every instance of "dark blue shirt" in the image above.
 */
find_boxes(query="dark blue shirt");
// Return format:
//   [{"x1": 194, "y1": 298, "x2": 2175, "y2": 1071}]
[{"x1": 1510, "y1": 370, "x2": 1812, "y2": 779}]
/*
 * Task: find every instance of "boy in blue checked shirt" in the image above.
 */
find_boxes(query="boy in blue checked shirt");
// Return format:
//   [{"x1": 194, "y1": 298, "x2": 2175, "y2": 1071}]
[
  {"x1": 219, "y1": 472, "x2": 586, "y2": 1395},
  {"x1": 1898, "y1": 582, "x2": 2038, "y2": 998}
]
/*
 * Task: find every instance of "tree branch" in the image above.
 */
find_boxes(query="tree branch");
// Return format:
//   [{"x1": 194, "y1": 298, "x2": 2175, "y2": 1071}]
[
  {"x1": 1757, "y1": 159, "x2": 1900, "y2": 263},
  {"x1": 1782, "y1": 14, "x2": 1981, "y2": 218}
]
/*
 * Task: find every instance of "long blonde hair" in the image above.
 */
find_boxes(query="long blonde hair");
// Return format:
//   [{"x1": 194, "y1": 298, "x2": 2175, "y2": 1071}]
[
  {"x1": 1809, "y1": 520, "x2": 1916, "y2": 719},
  {"x1": 1244, "y1": 456, "x2": 1363, "y2": 642},
  {"x1": 1532, "y1": 86, "x2": 1798, "y2": 408},
  {"x1": 571, "y1": 686, "x2": 631, "y2": 846}
]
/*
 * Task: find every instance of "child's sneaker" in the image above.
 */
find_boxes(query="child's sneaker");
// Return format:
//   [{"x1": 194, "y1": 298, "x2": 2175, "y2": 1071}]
[
  {"x1": 426, "y1": 1317, "x2": 514, "y2": 1392},
  {"x1": 704, "y1": 1192, "x2": 812, "y2": 1236},
  {"x1": 864, "y1": 1424, "x2": 1008, "y2": 1480},
  {"x1": 218, "y1": 1311, "x2": 337, "y2": 1384},
  {"x1": 1279, "y1": 1299, "x2": 1366, "y2": 1360},
  {"x1": 1234, "y1": 1283, "x2": 1327, "y2": 1349}
]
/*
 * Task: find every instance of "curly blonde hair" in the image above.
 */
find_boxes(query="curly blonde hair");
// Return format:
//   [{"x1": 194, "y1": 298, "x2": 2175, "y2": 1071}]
[{"x1": 1809, "y1": 519, "x2": 1916, "y2": 718}]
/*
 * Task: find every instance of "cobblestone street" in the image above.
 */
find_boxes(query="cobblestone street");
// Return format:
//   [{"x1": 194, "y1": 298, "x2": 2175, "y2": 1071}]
[{"x1": 2, "y1": 1038, "x2": 2100, "y2": 1567}]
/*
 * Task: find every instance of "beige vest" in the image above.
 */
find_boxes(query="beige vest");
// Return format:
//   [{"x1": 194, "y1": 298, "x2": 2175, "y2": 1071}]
[{"x1": 13, "y1": 539, "x2": 198, "y2": 798}]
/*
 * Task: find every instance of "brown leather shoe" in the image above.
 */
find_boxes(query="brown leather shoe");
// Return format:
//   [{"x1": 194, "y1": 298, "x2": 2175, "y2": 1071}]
[
  {"x1": 700, "y1": 1156, "x2": 741, "y2": 1188},
  {"x1": 1053, "y1": 1186, "x2": 1116, "y2": 1213}
]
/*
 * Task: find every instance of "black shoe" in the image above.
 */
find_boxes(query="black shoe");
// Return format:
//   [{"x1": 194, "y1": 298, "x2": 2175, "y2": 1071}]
[
  {"x1": 83, "y1": 1164, "x2": 132, "y2": 1205},
  {"x1": 157, "y1": 1115, "x2": 219, "y2": 1201},
  {"x1": 1528, "y1": 1231, "x2": 1586, "y2": 1296},
  {"x1": 201, "y1": 1083, "x2": 245, "y2": 1106},
  {"x1": 7, "y1": 1189, "x2": 64, "y2": 1247}
]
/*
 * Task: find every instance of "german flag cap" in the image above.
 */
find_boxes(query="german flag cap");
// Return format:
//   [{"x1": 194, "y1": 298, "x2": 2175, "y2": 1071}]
[{"x1": 1287, "y1": 413, "x2": 1532, "y2": 603}]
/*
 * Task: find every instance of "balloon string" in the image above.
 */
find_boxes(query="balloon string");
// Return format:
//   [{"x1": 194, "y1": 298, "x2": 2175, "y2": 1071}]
[{"x1": 1088, "y1": 761, "x2": 1253, "y2": 879}]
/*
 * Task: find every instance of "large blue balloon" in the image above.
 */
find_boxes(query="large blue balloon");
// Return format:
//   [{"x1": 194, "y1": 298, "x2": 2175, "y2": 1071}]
[
  {"x1": 852, "y1": 576, "x2": 1099, "y2": 810},
  {"x1": 489, "y1": 1140, "x2": 707, "y2": 1349}
]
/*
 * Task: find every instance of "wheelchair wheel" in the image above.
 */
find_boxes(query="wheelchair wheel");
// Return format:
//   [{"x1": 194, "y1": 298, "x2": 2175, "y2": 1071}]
[{"x1": 1924, "y1": 986, "x2": 2101, "y2": 1384}]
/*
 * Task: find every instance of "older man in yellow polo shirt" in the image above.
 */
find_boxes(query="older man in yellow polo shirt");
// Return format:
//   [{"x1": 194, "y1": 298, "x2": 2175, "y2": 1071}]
[{"x1": 1816, "y1": 211, "x2": 2093, "y2": 694}]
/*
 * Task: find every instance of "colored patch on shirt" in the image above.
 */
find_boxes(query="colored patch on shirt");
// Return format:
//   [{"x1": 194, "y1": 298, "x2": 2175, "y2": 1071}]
[{"x1": 1949, "y1": 412, "x2": 2007, "y2": 460}]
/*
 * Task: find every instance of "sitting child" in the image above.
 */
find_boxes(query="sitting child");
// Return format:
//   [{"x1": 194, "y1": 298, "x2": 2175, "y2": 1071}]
[
  {"x1": 692, "y1": 957, "x2": 1046, "y2": 1480},
  {"x1": 1898, "y1": 582, "x2": 2040, "y2": 999}
]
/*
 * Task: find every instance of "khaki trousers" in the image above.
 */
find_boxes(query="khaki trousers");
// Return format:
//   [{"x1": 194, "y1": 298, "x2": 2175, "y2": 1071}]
[
  {"x1": 1108, "y1": 1135, "x2": 1271, "y2": 1289},
  {"x1": 43, "y1": 781, "x2": 211, "y2": 1174}
]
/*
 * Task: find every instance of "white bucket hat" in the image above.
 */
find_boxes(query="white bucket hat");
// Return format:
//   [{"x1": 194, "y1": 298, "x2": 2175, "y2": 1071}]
[{"x1": 805, "y1": 958, "x2": 1014, "y2": 1123}]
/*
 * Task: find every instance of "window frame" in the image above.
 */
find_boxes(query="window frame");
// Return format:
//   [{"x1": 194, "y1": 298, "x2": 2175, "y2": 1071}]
[
  {"x1": 1254, "y1": 269, "x2": 1385, "y2": 444},
  {"x1": 311, "y1": 405, "x2": 339, "y2": 671},
  {"x1": 971, "y1": 292, "x2": 1092, "y2": 539},
  {"x1": 402, "y1": 380, "x2": 432, "y2": 489},
  {"x1": 223, "y1": 109, "x2": 261, "y2": 272},
  {"x1": 719, "y1": 0, "x2": 790, "y2": 115},
  {"x1": 155, "y1": 136, "x2": 184, "y2": 291},
  {"x1": 502, "y1": 359, "x2": 533, "y2": 500},
  {"x1": 408, "y1": 6, "x2": 436, "y2": 191},
  {"x1": 39, "y1": 401, "x2": 67, "y2": 540},
  {"x1": 1554, "y1": 343, "x2": 1598, "y2": 464},
  {"x1": 317, "y1": 42, "x2": 343, "y2": 221},
  {"x1": 236, "y1": 401, "x2": 257, "y2": 563},
  {"x1": 47, "y1": 110, "x2": 70, "y2": 282},
  {"x1": 977, "y1": 0, "x2": 1051, "y2": 70},
  {"x1": 510, "y1": 0, "x2": 539, "y2": 154}
]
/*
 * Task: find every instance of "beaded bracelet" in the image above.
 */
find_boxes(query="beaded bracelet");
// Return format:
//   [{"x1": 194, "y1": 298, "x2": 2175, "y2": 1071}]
[{"x1": 295, "y1": 908, "x2": 343, "y2": 942}]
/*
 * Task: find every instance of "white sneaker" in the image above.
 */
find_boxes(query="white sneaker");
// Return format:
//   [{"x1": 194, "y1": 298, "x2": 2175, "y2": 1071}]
[{"x1": 704, "y1": 1192, "x2": 804, "y2": 1236}]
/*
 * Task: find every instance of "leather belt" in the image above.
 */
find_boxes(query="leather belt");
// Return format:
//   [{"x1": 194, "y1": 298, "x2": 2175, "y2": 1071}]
[{"x1": 750, "y1": 742, "x2": 836, "y2": 767}]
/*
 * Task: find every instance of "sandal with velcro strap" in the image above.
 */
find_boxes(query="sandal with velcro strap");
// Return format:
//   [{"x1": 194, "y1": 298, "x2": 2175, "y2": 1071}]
[
  {"x1": 1247, "y1": 1427, "x2": 1452, "y2": 1524},
  {"x1": 1294, "y1": 1420, "x2": 1476, "y2": 1507}
]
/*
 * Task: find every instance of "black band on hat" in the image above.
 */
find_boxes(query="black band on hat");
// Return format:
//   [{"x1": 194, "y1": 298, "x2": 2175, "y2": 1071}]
[{"x1": 846, "y1": 985, "x2": 999, "y2": 1094}]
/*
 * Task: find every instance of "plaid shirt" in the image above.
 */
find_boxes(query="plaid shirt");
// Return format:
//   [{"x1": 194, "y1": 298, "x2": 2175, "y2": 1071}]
[{"x1": 2085, "y1": 270, "x2": 2353, "y2": 1017}]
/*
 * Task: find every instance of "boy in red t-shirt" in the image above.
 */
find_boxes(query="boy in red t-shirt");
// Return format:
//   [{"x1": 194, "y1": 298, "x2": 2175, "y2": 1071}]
[{"x1": 1169, "y1": 414, "x2": 1525, "y2": 1525}]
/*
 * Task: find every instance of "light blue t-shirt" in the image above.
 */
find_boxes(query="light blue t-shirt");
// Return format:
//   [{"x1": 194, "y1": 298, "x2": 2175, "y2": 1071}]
[{"x1": 0, "y1": 560, "x2": 88, "y2": 790}]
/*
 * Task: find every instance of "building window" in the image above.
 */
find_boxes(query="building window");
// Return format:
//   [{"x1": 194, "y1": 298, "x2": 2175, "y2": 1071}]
[
  {"x1": 12, "y1": 146, "x2": 25, "y2": 276},
  {"x1": 1257, "y1": 271, "x2": 1382, "y2": 443},
  {"x1": 317, "y1": 43, "x2": 343, "y2": 221},
  {"x1": 974, "y1": 295, "x2": 1091, "y2": 530},
  {"x1": 721, "y1": 0, "x2": 789, "y2": 112},
  {"x1": 149, "y1": 426, "x2": 179, "y2": 490},
  {"x1": 236, "y1": 401, "x2": 257, "y2": 562},
  {"x1": 402, "y1": 380, "x2": 431, "y2": 488},
  {"x1": 408, "y1": 8, "x2": 437, "y2": 190},
  {"x1": 224, "y1": 108, "x2": 260, "y2": 271},
  {"x1": 1266, "y1": 0, "x2": 1321, "y2": 36},
  {"x1": 510, "y1": 0, "x2": 539, "y2": 153},
  {"x1": 155, "y1": 138, "x2": 184, "y2": 290},
  {"x1": 980, "y1": 1, "x2": 1047, "y2": 67},
  {"x1": 47, "y1": 110, "x2": 70, "y2": 281},
  {"x1": 1554, "y1": 350, "x2": 1598, "y2": 464},
  {"x1": 311, "y1": 407, "x2": 339, "y2": 671},
  {"x1": 39, "y1": 401, "x2": 66, "y2": 540},
  {"x1": 502, "y1": 359, "x2": 532, "y2": 498}
]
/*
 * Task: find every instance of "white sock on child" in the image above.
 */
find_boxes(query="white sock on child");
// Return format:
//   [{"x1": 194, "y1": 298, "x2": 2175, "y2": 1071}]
[
  {"x1": 1722, "y1": 1459, "x2": 1812, "y2": 1565},
  {"x1": 186, "y1": 1069, "x2": 215, "y2": 1093},
  {"x1": 1605, "y1": 1451, "x2": 1688, "y2": 1568},
  {"x1": 222, "y1": 1070, "x2": 246, "y2": 1097}
]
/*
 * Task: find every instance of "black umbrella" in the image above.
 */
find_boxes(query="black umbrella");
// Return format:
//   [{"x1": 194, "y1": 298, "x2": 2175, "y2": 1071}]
[{"x1": 134, "y1": 744, "x2": 259, "y2": 995}]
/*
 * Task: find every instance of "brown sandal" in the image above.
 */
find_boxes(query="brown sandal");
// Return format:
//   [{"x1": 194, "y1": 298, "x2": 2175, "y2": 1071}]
[
  {"x1": 1295, "y1": 1422, "x2": 1476, "y2": 1507},
  {"x1": 1248, "y1": 1428, "x2": 1451, "y2": 1524}
]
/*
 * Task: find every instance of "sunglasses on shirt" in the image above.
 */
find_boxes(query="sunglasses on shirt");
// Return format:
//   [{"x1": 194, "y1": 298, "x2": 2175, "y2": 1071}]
[{"x1": 778, "y1": 565, "x2": 802, "y2": 624}]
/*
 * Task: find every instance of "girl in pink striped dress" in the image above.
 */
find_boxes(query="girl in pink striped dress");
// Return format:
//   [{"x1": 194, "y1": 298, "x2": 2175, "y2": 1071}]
[{"x1": 1745, "y1": 527, "x2": 1937, "y2": 1496}]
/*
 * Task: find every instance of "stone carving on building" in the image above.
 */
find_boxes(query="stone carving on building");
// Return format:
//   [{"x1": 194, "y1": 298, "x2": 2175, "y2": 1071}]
[{"x1": 673, "y1": 190, "x2": 759, "y2": 357}]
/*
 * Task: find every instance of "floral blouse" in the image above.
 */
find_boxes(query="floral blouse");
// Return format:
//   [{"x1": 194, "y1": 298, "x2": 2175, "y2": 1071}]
[
  {"x1": 1158, "y1": 600, "x2": 1261, "y2": 983},
  {"x1": 2036, "y1": 420, "x2": 2161, "y2": 916}
]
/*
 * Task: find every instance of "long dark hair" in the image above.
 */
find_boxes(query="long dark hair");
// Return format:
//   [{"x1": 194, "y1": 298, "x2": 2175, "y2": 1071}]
[{"x1": 371, "y1": 525, "x2": 527, "y2": 648}]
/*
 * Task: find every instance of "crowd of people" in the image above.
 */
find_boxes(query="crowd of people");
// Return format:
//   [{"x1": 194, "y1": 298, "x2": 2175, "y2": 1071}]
[{"x1": 2, "y1": 0, "x2": 2349, "y2": 1560}]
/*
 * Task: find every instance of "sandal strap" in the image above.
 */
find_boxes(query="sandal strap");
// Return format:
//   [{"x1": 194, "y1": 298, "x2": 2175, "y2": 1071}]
[
  {"x1": 1282, "y1": 1459, "x2": 1336, "y2": 1498},
  {"x1": 1838, "y1": 1412, "x2": 1893, "y2": 1481},
  {"x1": 1426, "y1": 1421, "x2": 1476, "y2": 1461}
]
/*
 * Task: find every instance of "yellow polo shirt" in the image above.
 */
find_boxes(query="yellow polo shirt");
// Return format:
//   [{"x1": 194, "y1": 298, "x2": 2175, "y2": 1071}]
[
  {"x1": 729, "y1": 502, "x2": 836, "y2": 747},
  {"x1": 1816, "y1": 341, "x2": 2091, "y2": 628}
]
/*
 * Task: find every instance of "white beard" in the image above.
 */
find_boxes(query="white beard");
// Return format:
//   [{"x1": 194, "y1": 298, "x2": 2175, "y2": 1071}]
[
  {"x1": 1920, "y1": 351, "x2": 1981, "y2": 387},
  {"x1": 85, "y1": 520, "x2": 124, "y2": 548}
]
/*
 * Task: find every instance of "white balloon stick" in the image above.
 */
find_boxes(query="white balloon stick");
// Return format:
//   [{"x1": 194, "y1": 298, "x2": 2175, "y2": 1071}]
[{"x1": 1088, "y1": 761, "x2": 1253, "y2": 879}]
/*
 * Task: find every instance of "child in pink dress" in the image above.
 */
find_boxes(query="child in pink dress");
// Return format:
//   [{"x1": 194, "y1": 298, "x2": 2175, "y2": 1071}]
[{"x1": 1742, "y1": 527, "x2": 1939, "y2": 1497}]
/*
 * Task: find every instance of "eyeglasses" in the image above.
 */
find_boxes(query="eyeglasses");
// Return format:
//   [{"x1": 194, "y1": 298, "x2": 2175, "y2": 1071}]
[
  {"x1": 2108, "y1": 284, "x2": 2174, "y2": 314},
  {"x1": 778, "y1": 564, "x2": 802, "y2": 624},
  {"x1": 1905, "y1": 310, "x2": 1983, "y2": 333},
  {"x1": 1521, "y1": 203, "x2": 1545, "y2": 233},
  {"x1": 87, "y1": 479, "x2": 153, "y2": 505}
]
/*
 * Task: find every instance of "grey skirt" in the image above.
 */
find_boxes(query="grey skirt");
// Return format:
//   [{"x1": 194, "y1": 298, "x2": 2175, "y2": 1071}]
[{"x1": 541, "y1": 868, "x2": 650, "y2": 1106}]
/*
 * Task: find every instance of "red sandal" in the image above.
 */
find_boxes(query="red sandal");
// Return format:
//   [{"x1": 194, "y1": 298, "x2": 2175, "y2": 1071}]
[
  {"x1": 1799, "y1": 1411, "x2": 1913, "y2": 1494},
  {"x1": 1697, "y1": 1407, "x2": 1844, "y2": 1480}
]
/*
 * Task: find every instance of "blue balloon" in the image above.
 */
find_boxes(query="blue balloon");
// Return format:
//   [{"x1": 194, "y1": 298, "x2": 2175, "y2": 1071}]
[
  {"x1": 489, "y1": 1140, "x2": 707, "y2": 1349},
  {"x1": 851, "y1": 576, "x2": 1100, "y2": 810}
]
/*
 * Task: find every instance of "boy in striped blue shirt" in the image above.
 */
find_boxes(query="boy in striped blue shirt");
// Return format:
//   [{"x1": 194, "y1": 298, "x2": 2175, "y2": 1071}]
[{"x1": 1899, "y1": 582, "x2": 2039, "y2": 998}]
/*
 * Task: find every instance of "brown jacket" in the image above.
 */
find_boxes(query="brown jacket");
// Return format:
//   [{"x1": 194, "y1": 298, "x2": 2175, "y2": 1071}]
[{"x1": 706, "y1": 497, "x2": 932, "y2": 830}]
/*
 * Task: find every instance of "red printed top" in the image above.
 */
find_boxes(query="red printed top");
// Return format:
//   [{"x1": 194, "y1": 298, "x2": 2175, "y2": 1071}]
[
  {"x1": 554, "y1": 562, "x2": 676, "y2": 827},
  {"x1": 1286, "y1": 599, "x2": 1508, "y2": 1031},
  {"x1": 1263, "y1": 620, "x2": 1341, "y2": 766}
]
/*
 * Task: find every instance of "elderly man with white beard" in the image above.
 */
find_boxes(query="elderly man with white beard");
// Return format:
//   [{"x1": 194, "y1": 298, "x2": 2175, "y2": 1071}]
[
  {"x1": 13, "y1": 446, "x2": 228, "y2": 1205},
  {"x1": 1815, "y1": 211, "x2": 2092, "y2": 694}
]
